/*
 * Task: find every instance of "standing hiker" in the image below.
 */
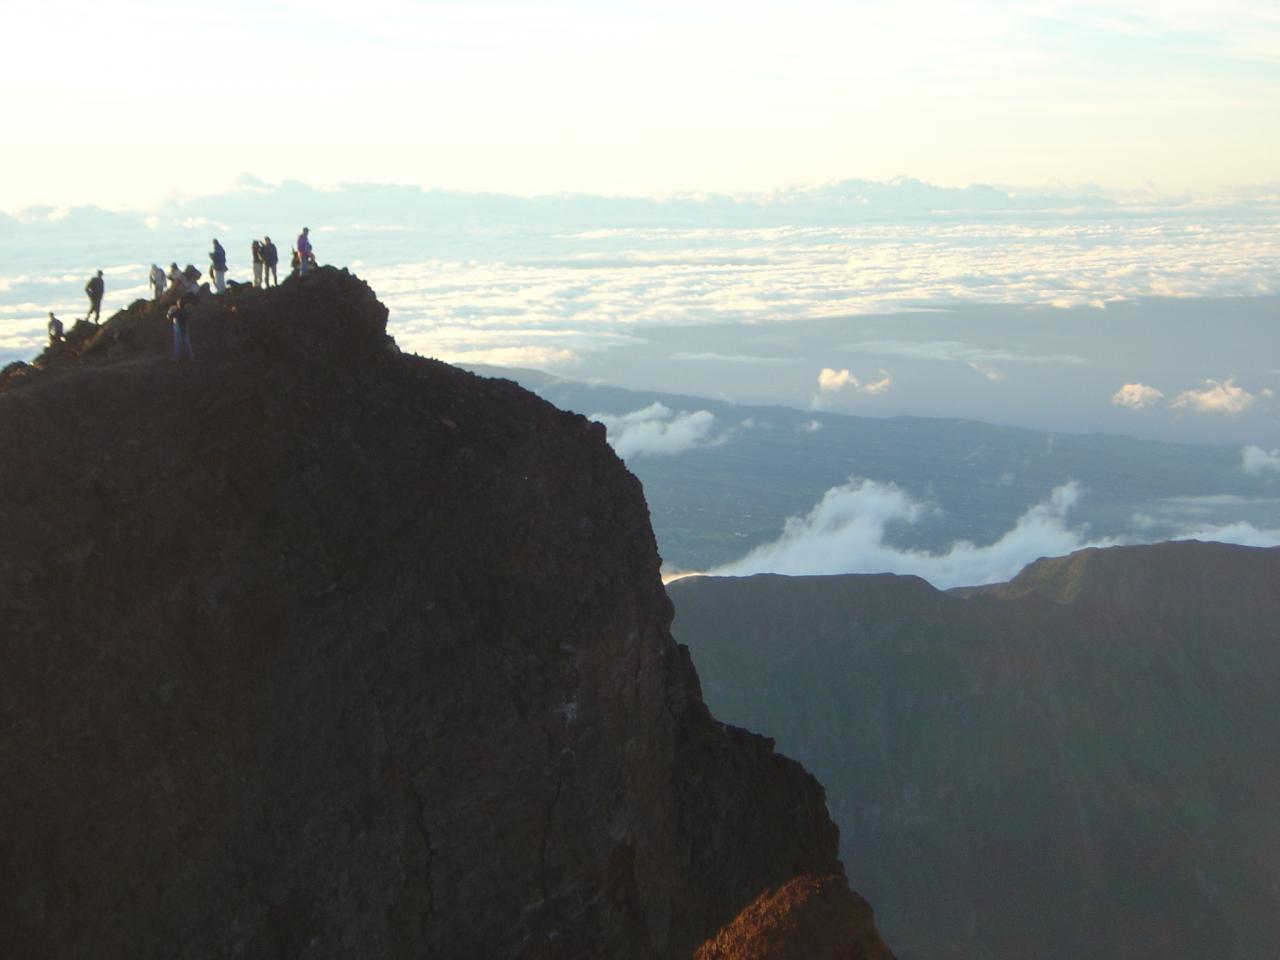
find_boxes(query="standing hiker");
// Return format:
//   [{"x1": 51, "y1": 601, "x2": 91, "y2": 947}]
[
  {"x1": 251, "y1": 239, "x2": 263, "y2": 288},
  {"x1": 261, "y1": 235, "x2": 278, "y2": 287},
  {"x1": 47, "y1": 312, "x2": 64, "y2": 344},
  {"x1": 85, "y1": 270, "x2": 104, "y2": 322},
  {"x1": 168, "y1": 295, "x2": 193, "y2": 360},
  {"x1": 296, "y1": 227, "x2": 313, "y2": 276},
  {"x1": 149, "y1": 263, "x2": 167, "y2": 300},
  {"x1": 209, "y1": 239, "x2": 227, "y2": 293}
]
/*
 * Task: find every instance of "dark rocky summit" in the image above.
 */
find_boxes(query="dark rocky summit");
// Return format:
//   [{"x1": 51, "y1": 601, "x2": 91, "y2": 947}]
[
  {"x1": 0, "y1": 270, "x2": 887, "y2": 959},
  {"x1": 669, "y1": 542, "x2": 1280, "y2": 960}
]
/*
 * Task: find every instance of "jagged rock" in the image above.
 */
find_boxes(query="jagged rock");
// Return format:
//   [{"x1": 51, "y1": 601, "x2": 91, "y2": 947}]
[
  {"x1": 695, "y1": 874, "x2": 895, "y2": 960},
  {"x1": 0, "y1": 268, "x2": 879, "y2": 959}
]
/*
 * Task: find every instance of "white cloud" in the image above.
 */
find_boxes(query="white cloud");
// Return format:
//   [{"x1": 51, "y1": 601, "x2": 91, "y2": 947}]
[
  {"x1": 1243, "y1": 445, "x2": 1280, "y2": 474},
  {"x1": 711, "y1": 478, "x2": 1112, "y2": 589},
  {"x1": 801, "y1": 419, "x2": 823, "y2": 433},
  {"x1": 592, "y1": 403, "x2": 724, "y2": 459},
  {"x1": 818, "y1": 367, "x2": 892, "y2": 395},
  {"x1": 1172, "y1": 378, "x2": 1258, "y2": 414},
  {"x1": 1112, "y1": 382, "x2": 1165, "y2": 409}
]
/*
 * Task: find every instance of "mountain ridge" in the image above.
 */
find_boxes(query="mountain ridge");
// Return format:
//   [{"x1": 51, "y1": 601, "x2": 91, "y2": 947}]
[{"x1": 0, "y1": 269, "x2": 889, "y2": 959}]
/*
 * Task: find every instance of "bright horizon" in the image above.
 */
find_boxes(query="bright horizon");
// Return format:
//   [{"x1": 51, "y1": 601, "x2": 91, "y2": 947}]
[{"x1": 4, "y1": 0, "x2": 1278, "y2": 211}]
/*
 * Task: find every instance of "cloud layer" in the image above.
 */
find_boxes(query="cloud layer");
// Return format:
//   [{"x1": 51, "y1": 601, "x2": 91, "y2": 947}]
[{"x1": 709, "y1": 478, "x2": 1280, "y2": 589}]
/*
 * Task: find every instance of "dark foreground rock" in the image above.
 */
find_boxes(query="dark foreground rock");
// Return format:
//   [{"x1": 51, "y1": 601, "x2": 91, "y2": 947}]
[{"x1": 0, "y1": 270, "x2": 881, "y2": 959}]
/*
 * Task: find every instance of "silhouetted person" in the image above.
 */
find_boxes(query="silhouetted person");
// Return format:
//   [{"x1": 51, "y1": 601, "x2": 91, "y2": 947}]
[
  {"x1": 251, "y1": 239, "x2": 263, "y2": 288},
  {"x1": 261, "y1": 236, "x2": 278, "y2": 287},
  {"x1": 209, "y1": 239, "x2": 227, "y2": 293},
  {"x1": 85, "y1": 270, "x2": 104, "y2": 322},
  {"x1": 168, "y1": 296, "x2": 193, "y2": 360},
  {"x1": 47, "y1": 312, "x2": 64, "y2": 344},
  {"x1": 296, "y1": 227, "x2": 313, "y2": 276}
]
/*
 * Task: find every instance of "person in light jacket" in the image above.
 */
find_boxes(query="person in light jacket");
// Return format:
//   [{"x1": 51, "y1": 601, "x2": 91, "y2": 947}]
[
  {"x1": 296, "y1": 227, "x2": 313, "y2": 276},
  {"x1": 149, "y1": 263, "x2": 167, "y2": 300}
]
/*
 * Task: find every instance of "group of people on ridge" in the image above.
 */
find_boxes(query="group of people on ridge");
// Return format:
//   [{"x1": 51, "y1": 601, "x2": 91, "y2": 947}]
[{"x1": 47, "y1": 228, "x2": 317, "y2": 362}]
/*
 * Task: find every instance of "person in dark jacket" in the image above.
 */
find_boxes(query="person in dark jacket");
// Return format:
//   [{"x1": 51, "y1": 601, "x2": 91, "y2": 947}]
[
  {"x1": 209, "y1": 239, "x2": 227, "y2": 293},
  {"x1": 261, "y1": 236, "x2": 279, "y2": 287},
  {"x1": 168, "y1": 296, "x2": 194, "y2": 360},
  {"x1": 47, "y1": 312, "x2": 64, "y2": 344},
  {"x1": 85, "y1": 270, "x2": 104, "y2": 322}
]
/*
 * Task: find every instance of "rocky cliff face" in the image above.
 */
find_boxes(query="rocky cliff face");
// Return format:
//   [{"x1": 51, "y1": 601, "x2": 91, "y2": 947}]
[
  {"x1": 669, "y1": 543, "x2": 1280, "y2": 960},
  {"x1": 0, "y1": 270, "x2": 882, "y2": 959}
]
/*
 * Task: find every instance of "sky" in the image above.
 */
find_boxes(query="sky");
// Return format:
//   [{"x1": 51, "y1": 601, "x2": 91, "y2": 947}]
[{"x1": 3, "y1": 0, "x2": 1279, "y2": 211}]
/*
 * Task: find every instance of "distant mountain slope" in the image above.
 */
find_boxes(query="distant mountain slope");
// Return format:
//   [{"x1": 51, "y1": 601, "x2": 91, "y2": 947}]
[
  {"x1": 669, "y1": 541, "x2": 1280, "y2": 960},
  {"x1": 468, "y1": 366, "x2": 1274, "y2": 572}
]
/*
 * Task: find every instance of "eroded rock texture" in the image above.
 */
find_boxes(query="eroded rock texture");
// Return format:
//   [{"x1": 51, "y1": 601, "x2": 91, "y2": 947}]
[{"x1": 0, "y1": 270, "x2": 876, "y2": 959}]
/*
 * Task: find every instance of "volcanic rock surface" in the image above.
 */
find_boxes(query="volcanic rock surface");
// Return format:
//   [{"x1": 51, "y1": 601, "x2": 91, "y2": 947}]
[
  {"x1": 0, "y1": 270, "x2": 880, "y2": 959},
  {"x1": 669, "y1": 542, "x2": 1280, "y2": 960}
]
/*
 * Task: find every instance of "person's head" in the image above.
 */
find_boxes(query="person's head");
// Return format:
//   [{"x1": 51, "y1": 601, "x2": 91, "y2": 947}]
[
  {"x1": 49, "y1": 311, "x2": 55, "y2": 319},
  {"x1": 96, "y1": 269, "x2": 103, "y2": 277},
  {"x1": 264, "y1": 235, "x2": 271, "y2": 243},
  {"x1": 170, "y1": 262, "x2": 178, "y2": 269},
  {"x1": 302, "y1": 226, "x2": 309, "y2": 235}
]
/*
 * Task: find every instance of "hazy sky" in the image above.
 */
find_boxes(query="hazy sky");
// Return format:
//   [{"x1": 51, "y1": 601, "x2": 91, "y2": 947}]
[{"x1": 4, "y1": 0, "x2": 1278, "y2": 211}]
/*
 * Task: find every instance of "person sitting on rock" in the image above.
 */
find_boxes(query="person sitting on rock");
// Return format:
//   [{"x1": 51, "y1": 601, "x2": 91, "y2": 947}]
[
  {"x1": 149, "y1": 263, "x2": 167, "y2": 300},
  {"x1": 85, "y1": 270, "x2": 104, "y2": 323},
  {"x1": 47, "y1": 312, "x2": 64, "y2": 344},
  {"x1": 168, "y1": 296, "x2": 193, "y2": 360},
  {"x1": 261, "y1": 236, "x2": 278, "y2": 287}
]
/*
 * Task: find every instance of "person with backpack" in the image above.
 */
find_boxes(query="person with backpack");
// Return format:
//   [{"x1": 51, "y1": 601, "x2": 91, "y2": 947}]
[
  {"x1": 85, "y1": 270, "x2": 104, "y2": 322},
  {"x1": 209, "y1": 239, "x2": 227, "y2": 293},
  {"x1": 296, "y1": 227, "x2": 313, "y2": 276},
  {"x1": 47, "y1": 312, "x2": 64, "y2": 344},
  {"x1": 168, "y1": 295, "x2": 193, "y2": 360},
  {"x1": 261, "y1": 236, "x2": 279, "y2": 287}
]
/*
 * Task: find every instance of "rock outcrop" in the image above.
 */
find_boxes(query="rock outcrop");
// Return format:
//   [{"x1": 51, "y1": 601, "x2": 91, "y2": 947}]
[
  {"x1": 695, "y1": 874, "x2": 895, "y2": 960},
  {"x1": 0, "y1": 270, "x2": 881, "y2": 959},
  {"x1": 669, "y1": 543, "x2": 1280, "y2": 960}
]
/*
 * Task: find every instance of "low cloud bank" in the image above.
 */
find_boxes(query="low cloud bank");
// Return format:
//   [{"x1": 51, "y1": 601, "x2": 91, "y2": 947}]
[
  {"x1": 709, "y1": 478, "x2": 1280, "y2": 589},
  {"x1": 593, "y1": 403, "x2": 725, "y2": 459}
]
